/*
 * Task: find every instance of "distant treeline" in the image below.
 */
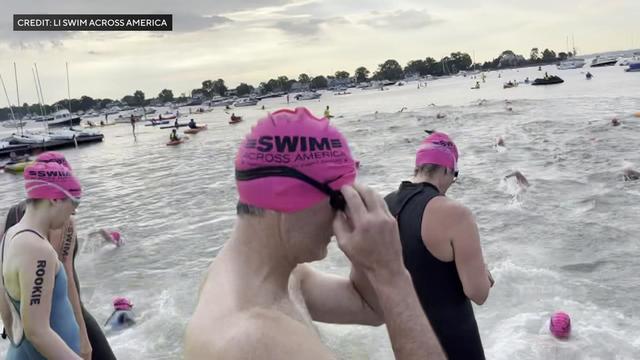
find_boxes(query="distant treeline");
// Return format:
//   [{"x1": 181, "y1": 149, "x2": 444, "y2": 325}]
[{"x1": 0, "y1": 47, "x2": 572, "y2": 120}]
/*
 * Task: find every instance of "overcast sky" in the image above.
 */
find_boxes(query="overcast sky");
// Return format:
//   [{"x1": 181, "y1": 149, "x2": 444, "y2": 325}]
[{"x1": 1, "y1": 0, "x2": 639, "y2": 104}]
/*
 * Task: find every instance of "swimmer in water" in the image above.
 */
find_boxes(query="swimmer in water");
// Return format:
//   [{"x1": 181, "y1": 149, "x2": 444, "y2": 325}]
[
  {"x1": 624, "y1": 168, "x2": 640, "y2": 181},
  {"x1": 89, "y1": 229, "x2": 124, "y2": 247},
  {"x1": 104, "y1": 297, "x2": 135, "y2": 332},
  {"x1": 611, "y1": 118, "x2": 620, "y2": 126},
  {"x1": 496, "y1": 136, "x2": 505, "y2": 147},
  {"x1": 385, "y1": 132, "x2": 493, "y2": 359},
  {"x1": 185, "y1": 107, "x2": 445, "y2": 360},
  {"x1": 505, "y1": 171, "x2": 530, "y2": 188}
]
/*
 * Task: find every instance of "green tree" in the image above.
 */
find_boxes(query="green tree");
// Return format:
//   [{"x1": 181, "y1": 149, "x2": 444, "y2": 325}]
[
  {"x1": 277, "y1": 76, "x2": 291, "y2": 91},
  {"x1": 558, "y1": 52, "x2": 568, "y2": 61},
  {"x1": 449, "y1": 52, "x2": 472, "y2": 73},
  {"x1": 404, "y1": 60, "x2": 427, "y2": 76},
  {"x1": 334, "y1": 70, "x2": 350, "y2": 79},
  {"x1": 133, "y1": 90, "x2": 145, "y2": 106},
  {"x1": 376, "y1": 59, "x2": 404, "y2": 81},
  {"x1": 259, "y1": 82, "x2": 272, "y2": 94},
  {"x1": 530, "y1": 48, "x2": 540, "y2": 62},
  {"x1": 236, "y1": 83, "x2": 254, "y2": 96},
  {"x1": 158, "y1": 89, "x2": 174, "y2": 103},
  {"x1": 310, "y1": 75, "x2": 328, "y2": 89},
  {"x1": 355, "y1": 66, "x2": 370, "y2": 82},
  {"x1": 212, "y1": 79, "x2": 227, "y2": 96},
  {"x1": 201, "y1": 80, "x2": 213, "y2": 97},
  {"x1": 298, "y1": 73, "x2": 310, "y2": 84},
  {"x1": 79, "y1": 96, "x2": 96, "y2": 112},
  {"x1": 542, "y1": 49, "x2": 557, "y2": 62},
  {"x1": 267, "y1": 79, "x2": 280, "y2": 92}
]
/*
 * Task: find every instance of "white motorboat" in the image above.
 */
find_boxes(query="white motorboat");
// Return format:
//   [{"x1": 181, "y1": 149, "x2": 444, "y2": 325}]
[
  {"x1": 294, "y1": 92, "x2": 322, "y2": 100},
  {"x1": 590, "y1": 56, "x2": 618, "y2": 67},
  {"x1": 234, "y1": 98, "x2": 259, "y2": 107},
  {"x1": 557, "y1": 59, "x2": 586, "y2": 70},
  {"x1": 35, "y1": 109, "x2": 82, "y2": 127}
]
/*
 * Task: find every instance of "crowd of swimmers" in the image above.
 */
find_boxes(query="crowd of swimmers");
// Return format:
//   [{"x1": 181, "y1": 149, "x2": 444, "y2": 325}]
[{"x1": 1, "y1": 105, "x2": 636, "y2": 359}]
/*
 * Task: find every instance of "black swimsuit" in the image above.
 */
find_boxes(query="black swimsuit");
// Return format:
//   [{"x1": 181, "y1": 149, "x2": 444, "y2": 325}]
[{"x1": 385, "y1": 182, "x2": 486, "y2": 360}]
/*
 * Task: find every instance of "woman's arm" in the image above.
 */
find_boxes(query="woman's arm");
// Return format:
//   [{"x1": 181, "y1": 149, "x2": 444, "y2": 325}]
[
  {"x1": 60, "y1": 222, "x2": 91, "y2": 360},
  {"x1": 18, "y1": 238, "x2": 81, "y2": 359}
]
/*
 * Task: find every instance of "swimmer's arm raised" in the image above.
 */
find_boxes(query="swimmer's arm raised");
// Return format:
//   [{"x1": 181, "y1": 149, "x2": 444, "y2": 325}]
[
  {"x1": 450, "y1": 206, "x2": 491, "y2": 305},
  {"x1": 19, "y1": 240, "x2": 82, "y2": 359},
  {"x1": 296, "y1": 264, "x2": 383, "y2": 326}
]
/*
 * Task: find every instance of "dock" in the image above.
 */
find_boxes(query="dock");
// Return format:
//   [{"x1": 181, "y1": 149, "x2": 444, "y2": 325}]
[{"x1": 0, "y1": 134, "x2": 104, "y2": 158}]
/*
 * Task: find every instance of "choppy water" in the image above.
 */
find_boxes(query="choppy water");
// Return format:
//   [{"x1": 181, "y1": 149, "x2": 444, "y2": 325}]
[{"x1": 1, "y1": 64, "x2": 640, "y2": 359}]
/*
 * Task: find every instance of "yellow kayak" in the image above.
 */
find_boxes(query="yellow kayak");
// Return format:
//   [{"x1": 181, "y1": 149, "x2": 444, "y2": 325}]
[{"x1": 3, "y1": 161, "x2": 34, "y2": 174}]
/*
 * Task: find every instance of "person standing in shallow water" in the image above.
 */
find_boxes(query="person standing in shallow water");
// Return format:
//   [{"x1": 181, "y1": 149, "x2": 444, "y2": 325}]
[
  {"x1": 185, "y1": 107, "x2": 445, "y2": 360},
  {"x1": 0, "y1": 152, "x2": 117, "y2": 360},
  {"x1": 385, "y1": 132, "x2": 493, "y2": 360},
  {"x1": 0, "y1": 162, "x2": 82, "y2": 359}
]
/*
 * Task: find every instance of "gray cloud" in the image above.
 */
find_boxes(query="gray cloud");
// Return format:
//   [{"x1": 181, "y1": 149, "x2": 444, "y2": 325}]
[
  {"x1": 272, "y1": 17, "x2": 347, "y2": 36},
  {"x1": 172, "y1": 13, "x2": 232, "y2": 33},
  {"x1": 359, "y1": 9, "x2": 442, "y2": 30}
]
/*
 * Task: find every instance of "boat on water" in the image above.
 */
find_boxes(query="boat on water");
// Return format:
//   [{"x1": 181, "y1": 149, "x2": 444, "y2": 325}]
[
  {"x1": 295, "y1": 92, "x2": 322, "y2": 100},
  {"x1": 531, "y1": 75, "x2": 564, "y2": 85},
  {"x1": 35, "y1": 109, "x2": 82, "y2": 127},
  {"x1": 210, "y1": 98, "x2": 237, "y2": 107},
  {"x1": 234, "y1": 98, "x2": 259, "y2": 107},
  {"x1": 591, "y1": 56, "x2": 618, "y2": 67},
  {"x1": 9, "y1": 133, "x2": 51, "y2": 144},
  {"x1": 557, "y1": 58, "x2": 586, "y2": 70},
  {"x1": 626, "y1": 62, "x2": 640, "y2": 72},
  {"x1": 184, "y1": 124, "x2": 208, "y2": 134}
]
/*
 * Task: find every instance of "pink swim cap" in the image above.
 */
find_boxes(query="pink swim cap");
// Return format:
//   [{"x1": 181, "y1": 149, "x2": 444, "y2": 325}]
[
  {"x1": 24, "y1": 162, "x2": 82, "y2": 201},
  {"x1": 35, "y1": 151, "x2": 72, "y2": 170},
  {"x1": 113, "y1": 297, "x2": 133, "y2": 311},
  {"x1": 416, "y1": 132, "x2": 459, "y2": 171},
  {"x1": 110, "y1": 231, "x2": 121, "y2": 242},
  {"x1": 235, "y1": 107, "x2": 357, "y2": 212},
  {"x1": 550, "y1": 311, "x2": 571, "y2": 339}
]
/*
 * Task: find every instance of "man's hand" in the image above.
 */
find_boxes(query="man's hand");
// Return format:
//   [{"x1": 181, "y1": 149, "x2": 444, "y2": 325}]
[{"x1": 333, "y1": 184, "x2": 405, "y2": 279}]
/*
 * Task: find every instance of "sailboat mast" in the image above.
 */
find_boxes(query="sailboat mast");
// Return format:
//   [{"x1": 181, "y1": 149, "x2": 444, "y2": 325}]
[
  {"x1": 14, "y1": 63, "x2": 24, "y2": 136},
  {"x1": 32, "y1": 67, "x2": 44, "y2": 117},
  {"x1": 34, "y1": 63, "x2": 48, "y2": 133},
  {"x1": 66, "y1": 62, "x2": 72, "y2": 128},
  {"x1": 0, "y1": 75, "x2": 17, "y2": 126}
]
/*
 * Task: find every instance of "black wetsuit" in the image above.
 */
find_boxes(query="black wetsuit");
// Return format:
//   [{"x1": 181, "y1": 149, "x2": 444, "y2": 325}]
[
  {"x1": 3, "y1": 202, "x2": 117, "y2": 360},
  {"x1": 385, "y1": 182, "x2": 486, "y2": 360}
]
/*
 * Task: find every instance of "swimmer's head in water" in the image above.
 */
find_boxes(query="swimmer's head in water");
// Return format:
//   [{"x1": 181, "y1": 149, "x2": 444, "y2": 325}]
[
  {"x1": 35, "y1": 151, "x2": 72, "y2": 170},
  {"x1": 235, "y1": 107, "x2": 357, "y2": 213},
  {"x1": 24, "y1": 162, "x2": 81, "y2": 202},
  {"x1": 416, "y1": 132, "x2": 459, "y2": 172},
  {"x1": 113, "y1": 297, "x2": 133, "y2": 311},
  {"x1": 550, "y1": 311, "x2": 571, "y2": 339}
]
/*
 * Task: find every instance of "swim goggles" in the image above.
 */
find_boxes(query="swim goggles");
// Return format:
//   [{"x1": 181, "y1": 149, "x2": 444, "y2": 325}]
[{"x1": 235, "y1": 166, "x2": 347, "y2": 211}]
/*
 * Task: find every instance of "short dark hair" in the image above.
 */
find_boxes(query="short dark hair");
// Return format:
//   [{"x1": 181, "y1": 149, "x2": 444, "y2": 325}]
[
  {"x1": 414, "y1": 164, "x2": 446, "y2": 177},
  {"x1": 236, "y1": 202, "x2": 265, "y2": 217}
]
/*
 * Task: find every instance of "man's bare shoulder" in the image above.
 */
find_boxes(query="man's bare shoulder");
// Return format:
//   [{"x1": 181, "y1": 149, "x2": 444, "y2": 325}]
[
  {"x1": 426, "y1": 196, "x2": 473, "y2": 220},
  {"x1": 185, "y1": 307, "x2": 335, "y2": 360}
]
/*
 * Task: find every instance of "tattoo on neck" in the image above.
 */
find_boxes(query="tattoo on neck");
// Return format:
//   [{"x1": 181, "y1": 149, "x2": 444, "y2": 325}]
[{"x1": 30, "y1": 260, "x2": 47, "y2": 305}]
